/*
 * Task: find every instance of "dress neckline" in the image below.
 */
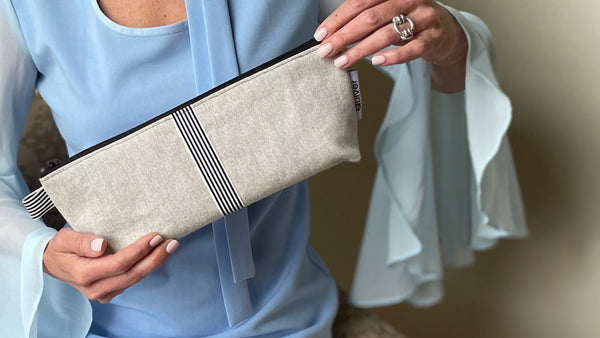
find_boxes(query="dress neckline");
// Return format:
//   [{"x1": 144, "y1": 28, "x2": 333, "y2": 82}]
[{"x1": 89, "y1": 0, "x2": 188, "y2": 36}]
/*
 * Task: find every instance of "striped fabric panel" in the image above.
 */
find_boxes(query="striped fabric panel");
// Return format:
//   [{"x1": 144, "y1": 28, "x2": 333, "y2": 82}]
[
  {"x1": 172, "y1": 105, "x2": 244, "y2": 216},
  {"x1": 22, "y1": 186, "x2": 55, "y2": 220}
]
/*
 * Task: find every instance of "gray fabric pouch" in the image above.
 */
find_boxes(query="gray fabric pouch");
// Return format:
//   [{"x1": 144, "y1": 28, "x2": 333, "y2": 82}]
[{"x1": 22, "y1": 40, "x2": 361, "y2": 251}]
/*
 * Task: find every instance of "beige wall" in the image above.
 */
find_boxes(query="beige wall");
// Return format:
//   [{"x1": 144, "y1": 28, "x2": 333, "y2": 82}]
[{"x1": 309, "y1": 1, "x2": 600, "y2": 337}]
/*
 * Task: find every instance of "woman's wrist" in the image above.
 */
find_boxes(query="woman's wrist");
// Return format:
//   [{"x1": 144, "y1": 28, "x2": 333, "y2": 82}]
[
  {"x1": 430, "y1": 50, "x2": 467, "y2": 93},
  {"x1": 429, "y1": 13, "x2": 468, "y2": 93}
]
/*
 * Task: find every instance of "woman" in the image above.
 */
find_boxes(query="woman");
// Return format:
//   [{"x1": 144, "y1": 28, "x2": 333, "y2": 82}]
[{"x1": 0, "y1": 0, "x2": 526, "y2": 336}]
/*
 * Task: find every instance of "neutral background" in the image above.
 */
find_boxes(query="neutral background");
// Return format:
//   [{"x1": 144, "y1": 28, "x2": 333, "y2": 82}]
[{"x1": 309, "y1": 0, "x2": 600, "y2": 337}]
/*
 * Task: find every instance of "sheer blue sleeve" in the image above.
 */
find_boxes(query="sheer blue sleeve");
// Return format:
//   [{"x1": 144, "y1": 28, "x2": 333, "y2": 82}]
[
  {"x1": 349, "y1": 4, "x2": 527, "y2": 308},
  {"x1": 0, "y1": 2, "x2": 91, "y2": 337}
]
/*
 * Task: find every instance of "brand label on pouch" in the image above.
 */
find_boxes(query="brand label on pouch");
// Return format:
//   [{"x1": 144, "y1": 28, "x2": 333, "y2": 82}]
[{"x1": 348, "y1": 70, "x2": 362, "y2": 120}]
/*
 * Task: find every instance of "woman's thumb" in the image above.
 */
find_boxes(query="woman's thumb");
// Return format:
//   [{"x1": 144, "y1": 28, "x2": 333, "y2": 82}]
[
  {"x1": 56, "y1": 228, "x2": 107, "y2": 257},
  {"x1": 88, "y1": 237, "x2": 106, "y2": 256}
]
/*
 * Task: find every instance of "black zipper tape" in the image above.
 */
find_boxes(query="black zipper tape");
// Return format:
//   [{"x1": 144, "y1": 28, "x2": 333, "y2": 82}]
[{"x1": 41, "y1": 39, "x2": 320, "y2": 178}]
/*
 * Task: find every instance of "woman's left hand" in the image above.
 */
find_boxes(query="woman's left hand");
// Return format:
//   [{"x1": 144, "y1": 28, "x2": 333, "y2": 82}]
[{"x1": 314, "y1": 0, "x2": 468, "y2": 69}]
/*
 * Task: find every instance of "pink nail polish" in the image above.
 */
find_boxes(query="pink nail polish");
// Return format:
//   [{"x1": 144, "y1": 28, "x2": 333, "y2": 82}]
[
  {"x1": 150, "y1": 235, "x2": 163, "y2": 247},
  {"x1": 317, "y1": 43, "x2": 332, "y2": 58},
  {"x1": 166, "y1": 240, "x2": 179, "y2": 254},
  {"x1": 314, "y1": 27, "x2": 327, "y2": 42},
  {"x1": 91, "y1": 238, "x2": 104, "y2": 252},
  {"x1": 334, "y1": 55, "x2": 348, "y2": 68},
  {"x1": 372, "y1": 55, "x2": 386, "y2": 65}
]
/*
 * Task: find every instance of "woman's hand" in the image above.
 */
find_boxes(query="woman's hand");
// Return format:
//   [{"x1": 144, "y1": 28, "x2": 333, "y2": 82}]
[
  {"x1": 315, "y1": 0, "x2": 468, "y2": 92},
  {"x1": 43, "y1": 228, "x2": 179, "y2": 303}
]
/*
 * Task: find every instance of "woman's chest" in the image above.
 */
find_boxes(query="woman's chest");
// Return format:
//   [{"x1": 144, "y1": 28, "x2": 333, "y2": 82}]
[{"x1": 96, "y1": 0, "x2": 187, "y2": 28}]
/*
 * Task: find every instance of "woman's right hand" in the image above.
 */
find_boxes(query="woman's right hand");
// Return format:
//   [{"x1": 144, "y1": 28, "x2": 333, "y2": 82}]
[{"x1": 43, "y1": 228, "x2": 179, "y2": 303}]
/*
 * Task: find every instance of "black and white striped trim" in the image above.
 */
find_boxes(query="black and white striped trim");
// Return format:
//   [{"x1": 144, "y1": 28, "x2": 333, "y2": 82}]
[
  {"x1": 172, "y1": 105, "x2": 244, "y2": 215},
  {"x1": 22, "y1": 187, "x2": 55, "y2": 220}
]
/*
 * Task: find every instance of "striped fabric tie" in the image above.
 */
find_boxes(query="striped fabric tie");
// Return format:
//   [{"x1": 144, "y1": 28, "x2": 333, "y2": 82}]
[{"x1": 22, "y1": 187, "x2": 55, "y2": 220}]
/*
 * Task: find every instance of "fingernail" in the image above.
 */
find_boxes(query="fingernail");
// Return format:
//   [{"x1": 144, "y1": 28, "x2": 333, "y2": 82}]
[
  {"x1": 334, "y1": 55, "x2": 348, "y2": 68},
  {"x1": 317, "y1": 43, "x2": 332, "y2": 58},
  {"x1": 166, "y1": 240, "x2": 179, "y2": 254},
  {"x1": 372, "y1": 55, "x2": 386, "y2": 65},
  {"x1": 91, "y1": 238, "x2": 104, "y2": 252},
  {"x1": 149, "y1": 235, "x2": 163, "y2": 247},
  {"x1": 313, "y1": 27, "x2": 327, "y2": 42}
]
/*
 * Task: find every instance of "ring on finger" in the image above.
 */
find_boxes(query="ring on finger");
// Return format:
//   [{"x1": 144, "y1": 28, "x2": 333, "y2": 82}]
[{"x1": 392, "y1": 14, "x2": 415, "y2": 41}]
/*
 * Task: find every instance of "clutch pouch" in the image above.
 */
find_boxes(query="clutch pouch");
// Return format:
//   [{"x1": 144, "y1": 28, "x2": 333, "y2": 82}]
[{"x1": 23, "y1": 40, "x2": 361, "y2": 251}]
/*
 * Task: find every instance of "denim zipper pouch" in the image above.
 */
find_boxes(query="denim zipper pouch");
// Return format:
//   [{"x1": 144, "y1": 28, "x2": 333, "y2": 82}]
[{"x1": 22, "y1": 40, "x2": 361, "y2": 251}]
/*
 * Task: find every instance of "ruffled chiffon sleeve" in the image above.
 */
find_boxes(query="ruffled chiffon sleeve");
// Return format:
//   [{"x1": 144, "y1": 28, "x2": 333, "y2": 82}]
[
  {"x1": 348, "y1": 5, "x2": 527, "y2": 308},
  {"x1": 0, "y1": 2, "x2": 91, "y2": 337}
]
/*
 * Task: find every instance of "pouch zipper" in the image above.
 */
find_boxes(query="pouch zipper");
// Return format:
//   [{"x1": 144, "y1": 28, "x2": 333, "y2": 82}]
[{"x1": 41, "y1": 39, "x2": 320, "y2": 178}]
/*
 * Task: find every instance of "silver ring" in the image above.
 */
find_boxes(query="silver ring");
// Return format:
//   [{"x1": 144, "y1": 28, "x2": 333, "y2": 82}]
[{"x1": 392, "y1": 14, "x2": 415, "y2": 41}]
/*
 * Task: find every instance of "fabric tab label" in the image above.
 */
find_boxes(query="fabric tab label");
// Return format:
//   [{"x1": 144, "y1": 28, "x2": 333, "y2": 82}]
[{"x1": 348, "y1": 70, "x2": 362, "y2": 120}]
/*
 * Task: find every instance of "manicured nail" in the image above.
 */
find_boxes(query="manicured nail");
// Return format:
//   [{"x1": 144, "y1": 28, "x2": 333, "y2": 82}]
[
  {"x1": 372, "y1": 55, "x2": 386, "y2": 65},
  {"x1": 317, "y1": 43, "x2": 332, "y2": 58},
  {"x1": 334, "y1": 55, "x2": 348, "y2": 68},
  {"x1": 166, "y1": 240, "x2": 179, "y2": 254},
  {"x1": 91, "y1": 238, "x2": 104, "y2": 252},
  {"x1": 149, "y1": 235, "x2": 163, "y2": 247},
  {"x1": 314, "y1": 27, "x2": 327, "y2": 42}
]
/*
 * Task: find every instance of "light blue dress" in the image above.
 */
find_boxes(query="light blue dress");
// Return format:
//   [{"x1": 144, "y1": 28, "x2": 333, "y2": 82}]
[
  {"x1": 0, "y1": 0, "x2": 527, "y2": 337},
  {"x1": 5, "y1": 0, "x2": 338, "y2": 337}
]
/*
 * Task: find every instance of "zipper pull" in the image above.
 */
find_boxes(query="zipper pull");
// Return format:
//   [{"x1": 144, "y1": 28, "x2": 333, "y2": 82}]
[{"x1": 40, "y1": 158, "x2": 63, "y2": 176}]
